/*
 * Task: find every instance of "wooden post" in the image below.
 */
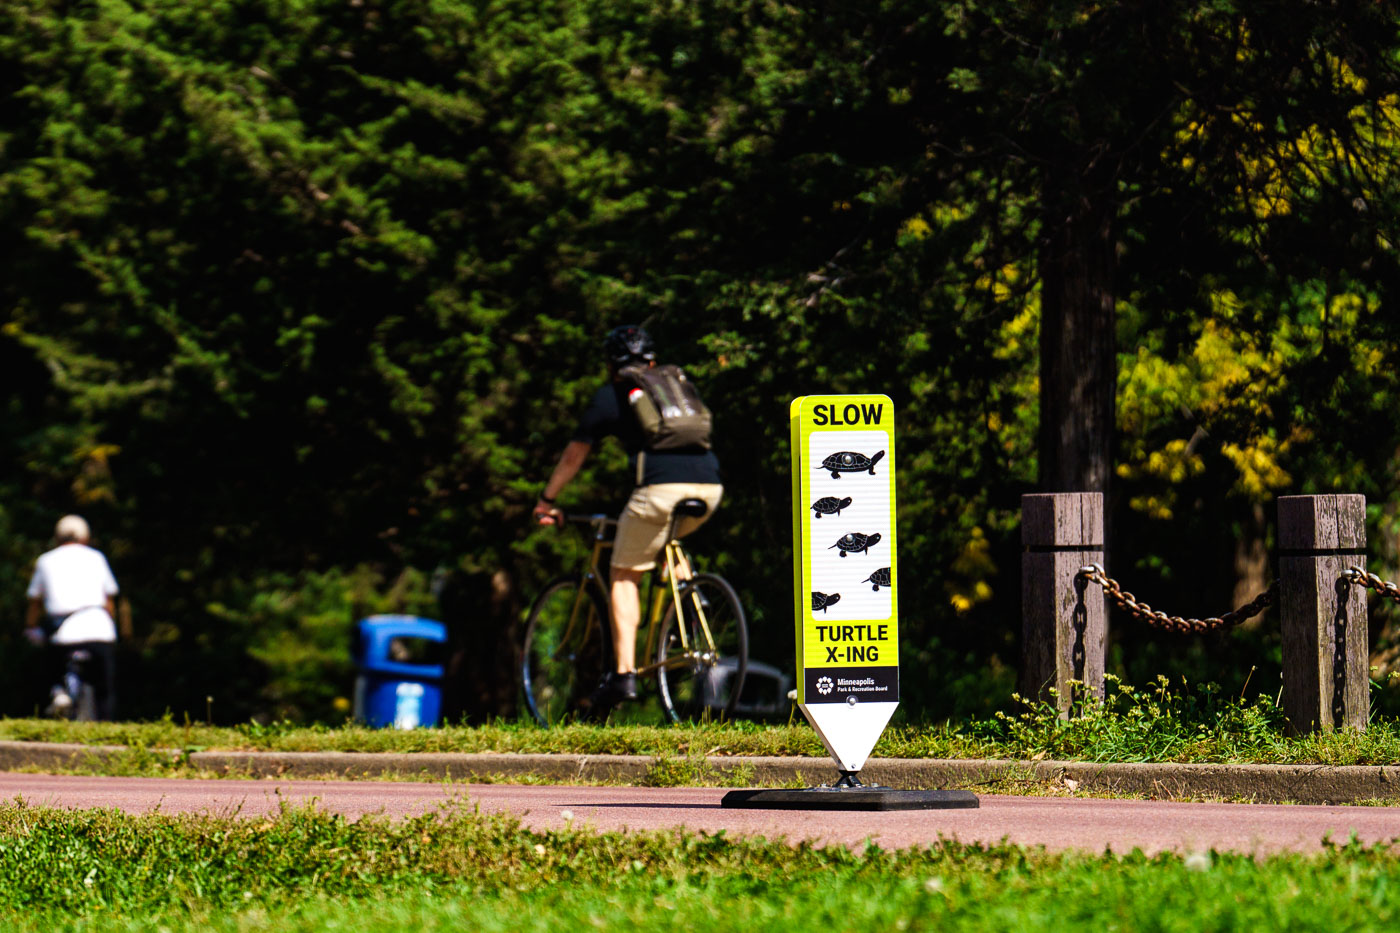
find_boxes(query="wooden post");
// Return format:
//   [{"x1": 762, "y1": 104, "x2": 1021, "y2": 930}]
[
  {"x1": 1021, "y1": 493, "x2": 1106, "y2": 714},
  {"x1": 1278, "y1": 495, "x2": 1368, "y2": 733}
]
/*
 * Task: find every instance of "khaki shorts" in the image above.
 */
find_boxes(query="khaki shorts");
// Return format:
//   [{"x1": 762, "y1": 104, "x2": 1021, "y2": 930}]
[{"x1": 611, "y1": 483, "x2": 724, "y2": 571}]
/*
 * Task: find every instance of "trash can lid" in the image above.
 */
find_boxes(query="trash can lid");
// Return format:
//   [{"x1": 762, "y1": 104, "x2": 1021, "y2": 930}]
[
  {"x1": 355, "y1": 616, "x2": 447, "y2": 677},
  {"x1": 357, "y1": 615, "x2": 447, "y2": 638}
]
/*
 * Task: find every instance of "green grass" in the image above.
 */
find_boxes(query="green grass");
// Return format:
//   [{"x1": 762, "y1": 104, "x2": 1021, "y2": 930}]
[
  {"x1": 6, "y1": 758, "x2": 773, "y2": 788},
  {"x1": 0, "y1": 715, "x2": 832, "y2": 757},
  {"x1": 2, "y1": 802, "x2": 1400, "y2": 932},
  {"x1": 6, "y1": 675, "x2": 1400, "y2": 767}
]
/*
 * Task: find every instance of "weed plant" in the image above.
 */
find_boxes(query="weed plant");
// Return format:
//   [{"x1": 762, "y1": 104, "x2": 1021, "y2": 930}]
[
  {"x1": 2, "y1": 803, "x2": 1400, "y2": 931},
  {"x1": 4, "y1": 675, "x2": 1400, "y2": 767},
  {"x1": 963, "y1": 674, "x2": 1400, "y2": 765}
]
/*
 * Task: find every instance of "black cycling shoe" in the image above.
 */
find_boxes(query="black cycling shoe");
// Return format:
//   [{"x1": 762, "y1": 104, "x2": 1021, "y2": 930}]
[{"x1": 579, "y1": 672, "x2": 638, "y2": 721}]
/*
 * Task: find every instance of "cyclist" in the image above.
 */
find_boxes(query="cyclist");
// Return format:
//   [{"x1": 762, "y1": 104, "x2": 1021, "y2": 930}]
[
  {"x1": 24, "y1": 514, "x2": 121, "y2": 720},
  {"x1": 534, "y1": 325, "x2": 723, "y2": 716}
]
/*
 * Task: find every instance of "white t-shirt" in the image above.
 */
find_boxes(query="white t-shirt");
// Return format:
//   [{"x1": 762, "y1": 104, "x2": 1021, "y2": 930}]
[{"x1": 26, "y1": 543, "x2": 119, "y2": 645}]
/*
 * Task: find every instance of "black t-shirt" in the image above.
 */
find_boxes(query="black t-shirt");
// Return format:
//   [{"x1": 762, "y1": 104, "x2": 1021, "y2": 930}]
[{"x1": 571, "y1": 382, "x2": 722, "y2": 486}]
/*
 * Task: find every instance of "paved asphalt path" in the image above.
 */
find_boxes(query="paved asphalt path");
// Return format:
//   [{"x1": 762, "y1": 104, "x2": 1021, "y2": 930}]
[{"x1": 4, "y1": 773, "x2": 1400, "y2": 855}]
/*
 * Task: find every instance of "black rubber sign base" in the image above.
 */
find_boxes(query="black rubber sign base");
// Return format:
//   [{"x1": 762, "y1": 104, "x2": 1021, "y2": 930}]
[{"x1": 721, "y1": 786, "x2": 979, "y2": 811}]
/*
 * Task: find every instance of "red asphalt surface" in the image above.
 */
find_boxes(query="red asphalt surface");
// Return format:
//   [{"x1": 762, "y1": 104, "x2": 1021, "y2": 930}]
[{"x1": 4, "y1": 772, "x2": 1400, "y2": 856}]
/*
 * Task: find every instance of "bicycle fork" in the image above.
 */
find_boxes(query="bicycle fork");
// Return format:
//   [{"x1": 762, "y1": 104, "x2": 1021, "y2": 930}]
[{"x1": 556, "y1": 572, "x2": 603, "y2": 663}]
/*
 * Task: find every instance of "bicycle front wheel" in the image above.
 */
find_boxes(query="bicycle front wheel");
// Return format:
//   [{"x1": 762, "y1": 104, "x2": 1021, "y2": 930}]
[
  {"x1": 521, "y1": 578, "x2": 610, "y2": 726},
  {"x1": 655, "y1": 573, "x2": 748, "y2": 723}
]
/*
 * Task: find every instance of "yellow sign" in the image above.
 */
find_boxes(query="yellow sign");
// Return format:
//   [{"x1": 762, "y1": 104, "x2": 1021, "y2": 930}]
[{"x1": 790, "y1": 395, "x2": 898, "y2": 708}]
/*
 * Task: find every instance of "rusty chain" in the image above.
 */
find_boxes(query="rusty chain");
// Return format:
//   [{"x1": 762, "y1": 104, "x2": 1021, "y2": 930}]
[
  {"x1": 1344, "y1": 566, "x2": 1400, "y2": 604},
  {"x1": 1075, "y1": 563, "x2": 1277, "y2": 634},
  {"x1": 1076, "y1": 565, "x2": 1400, "y2": 631}
]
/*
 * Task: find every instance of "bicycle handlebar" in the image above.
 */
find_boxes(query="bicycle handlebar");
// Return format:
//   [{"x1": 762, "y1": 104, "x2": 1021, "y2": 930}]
[
  {"x1": 566, "y1": 513, "x2": 618, "y2": 528},
  {"x1": 534, "y1": 510, "x2": 618, "y2": 530}
]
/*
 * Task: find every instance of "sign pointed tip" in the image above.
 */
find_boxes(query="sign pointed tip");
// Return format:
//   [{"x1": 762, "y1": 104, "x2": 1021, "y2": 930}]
[{"x1": 800, "y1": 701, "x2": 898, "y2": 772}]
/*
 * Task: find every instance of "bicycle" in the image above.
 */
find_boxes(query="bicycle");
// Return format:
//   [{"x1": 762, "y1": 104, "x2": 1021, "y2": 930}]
[{"x1": 520, "y1": 499, "x2": 748, "y2": 725}]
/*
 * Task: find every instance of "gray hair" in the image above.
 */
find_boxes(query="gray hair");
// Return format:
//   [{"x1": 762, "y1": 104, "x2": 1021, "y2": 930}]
[{"x1": 55, "y1": 514, "x2": 90, "y2": 544}]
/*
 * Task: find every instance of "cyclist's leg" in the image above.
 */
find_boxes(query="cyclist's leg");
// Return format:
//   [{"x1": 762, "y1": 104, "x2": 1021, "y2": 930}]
[
  {"x1": 91, "y1": 641, "x2": 116, "y2": 721},
  {"x1": 45, "y1": 642, "x2": 72, "y2": 716},
  {"x1": 62, "y1": 647, "x2": 84, "y2": 703},
  {"x1": 47, "y1": 639, "x2": 65, "y2": 691},
  {"x1": 609, "y1": 568, "x2": 644, "y2": 675},
  {"x1": 610, "y1": 485, "x2": 671, "y2": 679}
]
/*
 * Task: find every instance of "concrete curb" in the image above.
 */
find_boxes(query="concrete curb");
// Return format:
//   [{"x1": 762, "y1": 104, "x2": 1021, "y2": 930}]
[{"x1": 0, "y1": 741, "x2": 1396, "y2": 805}]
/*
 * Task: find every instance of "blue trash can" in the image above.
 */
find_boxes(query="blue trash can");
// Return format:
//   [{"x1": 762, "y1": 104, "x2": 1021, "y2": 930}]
[{"x1": 352, "y1": 615, "x2": 447, "y2": 729}]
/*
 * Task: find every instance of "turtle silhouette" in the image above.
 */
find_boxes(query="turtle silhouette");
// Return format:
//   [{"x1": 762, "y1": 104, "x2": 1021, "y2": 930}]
[
  {"x1": 812, "y1": 592, "x2": 842, "y2": 613},
  {"x1": 829, "y1": 532, "x2": 881, "y2": 557},
  {"x1": 863, "y1": 567, "x2": 891, "y2": 591},
  {"x1": 819, "y1": 449, "x2": 884, "y2": 479},
  {"x1": 810, "y1": 496, "x2": 852, "y2": 519}
]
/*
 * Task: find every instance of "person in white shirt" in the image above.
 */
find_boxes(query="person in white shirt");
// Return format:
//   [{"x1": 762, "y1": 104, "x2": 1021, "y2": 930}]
[{"x1": 25, "y1": 515, "x2": 120, "y2": 720}]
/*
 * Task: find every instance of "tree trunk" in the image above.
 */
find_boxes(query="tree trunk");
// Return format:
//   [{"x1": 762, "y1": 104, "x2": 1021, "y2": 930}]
[
  {"x1": 1037, "y1": 173, "x2": 1117, "y2": 496},
  {"x1": 1233, "y1": 502, "x2": 1270, "y2": 627}
]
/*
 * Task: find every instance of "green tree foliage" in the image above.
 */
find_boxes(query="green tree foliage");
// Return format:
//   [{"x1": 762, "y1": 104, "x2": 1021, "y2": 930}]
[
  {"x1": 2, "y1": 0, "x2": 682, "y2": 717},
  {"x1": 4, "y1": 0, "x2": 1400, "y2": 722}
]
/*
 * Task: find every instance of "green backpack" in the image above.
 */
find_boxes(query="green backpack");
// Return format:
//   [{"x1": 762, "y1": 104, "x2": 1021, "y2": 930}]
[{"x1": 618, "y1": 363, "x2": 714, "y2": 451}]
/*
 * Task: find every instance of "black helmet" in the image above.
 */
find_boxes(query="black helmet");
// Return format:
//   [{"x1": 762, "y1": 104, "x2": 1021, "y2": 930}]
[{"x1": 602, "y1": 325, "x2": 655, "y2": 367}]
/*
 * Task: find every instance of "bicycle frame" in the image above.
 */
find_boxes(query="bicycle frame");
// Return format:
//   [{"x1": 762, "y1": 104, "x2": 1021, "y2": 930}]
[
  {"x1": 637, "y1": 536, "x2": 719, "y2": 677},
  {"x1": 557, "y1": 514, "x2": 719, "y2": 678}
]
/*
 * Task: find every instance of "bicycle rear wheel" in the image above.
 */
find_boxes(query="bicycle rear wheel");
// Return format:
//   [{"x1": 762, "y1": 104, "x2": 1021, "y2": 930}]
[
  {"x1": 521, "y1": 578, "x2": 610, "y2": 726},
  {"x1": 655, "y1": 573, "x2": 748, "y2": 722}
]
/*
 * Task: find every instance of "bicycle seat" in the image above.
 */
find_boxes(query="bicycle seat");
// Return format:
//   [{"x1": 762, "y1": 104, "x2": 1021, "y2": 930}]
[{"x1": 673, "y1": 498, "x2": 709, "y2": 519}]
